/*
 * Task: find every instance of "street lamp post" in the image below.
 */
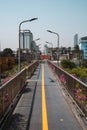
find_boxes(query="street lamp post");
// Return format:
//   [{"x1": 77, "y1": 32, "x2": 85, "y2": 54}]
[
  {"x1": 18, "y1": 18, "x2": 38, "y2": 72},
  {"x1": 45, "y1": 41, "x2": 53, "y2": 48},
  {"x1": 46, "y1": 41, "x2": 53, "y2": 59},
  {"x1": 34, "y1": 38, "x2": 40, "y2": 41},
  {"x1": 31, "y1": 38, "x2": 40, "y2": 60},
  {"x1": 37, "y1": 44, "x2": 41, "y2": 47},
  {"x1": 47, "y1": 30, "x2": 59, "y2": 64}
]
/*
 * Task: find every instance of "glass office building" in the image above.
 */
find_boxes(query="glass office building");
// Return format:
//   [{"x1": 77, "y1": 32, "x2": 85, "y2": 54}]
[
  {"x1": 20, "y1": 30, "x2": 33, "y2": 50},
  {"x1": 79, "y1": 36, "x2": 87, "y2": 59},
  {"x1": 74, "y1": 34, "x2": 78, "y2": 46}
]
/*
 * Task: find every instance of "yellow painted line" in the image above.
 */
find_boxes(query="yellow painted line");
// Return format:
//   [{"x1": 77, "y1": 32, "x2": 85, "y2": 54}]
[{"x1": 42, "y1": 64, "x2": 48, "y2": 130}]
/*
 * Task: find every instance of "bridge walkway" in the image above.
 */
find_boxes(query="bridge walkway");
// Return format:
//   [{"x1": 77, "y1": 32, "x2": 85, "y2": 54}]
[{"x1": 3, "y1": 63, "x2": 86, "y2": 130}]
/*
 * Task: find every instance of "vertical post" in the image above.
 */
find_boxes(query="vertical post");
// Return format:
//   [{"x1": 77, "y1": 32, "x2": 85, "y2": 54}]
[
  {"x1": 18, "y1": 23, "x2": 21, "y2": 72},
  {"x1": 45, "y1": 41, "x2": 53, "y2": 60},
  {"x1": 57, "y1": 33, "x2": 59, "y2": 65},
  {"x1": 47, "y1": 30, "x2": 59, "y2": 65},
  {"x1": 18, "y1": 18, "x2": 38, "y2": 72}
]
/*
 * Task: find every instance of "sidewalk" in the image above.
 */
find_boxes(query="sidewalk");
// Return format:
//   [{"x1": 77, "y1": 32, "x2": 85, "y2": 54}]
[{"x1": 3, "y1": 65, "x2": 41, "y2": 130}]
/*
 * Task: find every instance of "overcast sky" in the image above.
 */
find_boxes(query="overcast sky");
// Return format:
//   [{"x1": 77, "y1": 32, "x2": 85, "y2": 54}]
[{"x1": 0, "y1": 0, "x2": 87, "y2": 51}]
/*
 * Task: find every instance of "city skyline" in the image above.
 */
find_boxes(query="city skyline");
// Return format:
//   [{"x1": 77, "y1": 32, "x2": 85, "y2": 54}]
[{"x1": 0, "y1": 0, "x2": 87, "y2": 51}]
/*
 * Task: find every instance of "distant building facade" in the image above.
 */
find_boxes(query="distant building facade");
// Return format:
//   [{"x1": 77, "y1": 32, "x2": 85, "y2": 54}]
[
  {"x1": 20, "y1": 30, "x2": 33, "y2": 50},
  {"x1": 74, "y1": 34, "x2": 78, "y2": 47},
  {"x1": 71, "y1": 50, "x2": 83, "y2": 65},
  {"x1": 44, "y1": 44, "x2": 49, "y2": 54},
  {"x1": 79, "y1": 36, "x2": 87, "y2": 60}
]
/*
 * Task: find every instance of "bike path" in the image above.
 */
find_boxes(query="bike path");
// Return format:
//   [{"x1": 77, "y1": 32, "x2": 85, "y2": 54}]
[{"x1": 29, "y1": 63, "x2": 83, "y2": 130}]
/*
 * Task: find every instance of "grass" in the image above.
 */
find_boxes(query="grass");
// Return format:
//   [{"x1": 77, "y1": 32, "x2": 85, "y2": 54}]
[{"x1": 4, "y1": 61, "x2": 29, "y2": 77}]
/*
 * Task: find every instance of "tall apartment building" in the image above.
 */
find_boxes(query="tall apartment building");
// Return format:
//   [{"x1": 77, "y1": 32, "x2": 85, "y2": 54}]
[
  {"x1": 79, "y1": 36, "x2": 87, "y2": 60},
  {"x1": 20, "y1": 30, "x2": 33, "y2": 50},
  {"x1": 74, "y1": 34, "x2": 78, "y2": 46}
]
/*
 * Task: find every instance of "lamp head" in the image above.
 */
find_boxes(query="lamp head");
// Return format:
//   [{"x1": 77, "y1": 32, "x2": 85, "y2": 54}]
[
  {"x1": 29, "y1": 18, "x2": 38, "y2": 21},
  {"x1": 47, "y1": 30, "x2": 53, "y2": 33},
  {"x1": 36, "y1": 38, "x2": 40, "y2": 41}
]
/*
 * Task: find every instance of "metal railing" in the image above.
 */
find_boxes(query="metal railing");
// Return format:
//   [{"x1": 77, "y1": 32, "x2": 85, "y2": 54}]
[
  {"x1": 48, "y1": 60, "x2": 87, "y2": 117},
  {"x1": 0, "y1": 61, "x2": 38, "y2": 123}
]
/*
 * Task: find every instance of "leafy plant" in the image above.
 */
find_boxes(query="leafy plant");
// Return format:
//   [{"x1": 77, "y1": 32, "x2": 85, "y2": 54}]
[
  {"x1": 66, "y1": 67, "x2": 87, "y2": 77},
  {"x1": 61, "y1": 60, "x2": 76, "y2": 69}
]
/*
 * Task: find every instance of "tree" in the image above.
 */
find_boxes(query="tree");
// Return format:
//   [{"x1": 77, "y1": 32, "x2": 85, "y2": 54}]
[
  {"x1": 2, "y1": 48, "x2": 14, "y2": 56},
  {"x1": 74, "y1": 45, "x2": 79, "y2": 51},
  {"x1": 61, "y1": 60, "x2": 76, "y2": 69}
]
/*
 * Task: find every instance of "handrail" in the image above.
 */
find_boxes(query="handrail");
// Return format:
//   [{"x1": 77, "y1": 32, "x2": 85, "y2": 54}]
[
  {"x1": 0, "y1": 61, "x2": 39, "y2": 123},
  {"x1": 48, "y1": 60, "x2": 87, "y2": 117}
]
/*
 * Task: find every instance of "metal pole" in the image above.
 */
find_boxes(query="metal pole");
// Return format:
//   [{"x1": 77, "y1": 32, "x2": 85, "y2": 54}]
[
  {"x1": 46, "y1": 41, "x2": 53, "y2": 59},
  {"x1": 18, "y1": 23, "x2": 21, "y2": 72},
  {"x1": 18, "y1": 18, "x2": 38, "y2": 72},
  {"x1": 47, "y1": 30, "x2": 59, "y2": 64},
  {"x1": 56, "y1": 33, "x2": 59, "y2": 64}
]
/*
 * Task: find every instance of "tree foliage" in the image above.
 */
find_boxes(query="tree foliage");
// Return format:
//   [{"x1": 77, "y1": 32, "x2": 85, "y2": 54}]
[
  {"x1": 2, "y1": 48, "x2": 14, "y2": 56},
  {"x1": 74, "y1": 44, "x2": 79, "y2": 51},
  {"x1": 66, "y1": 67, "x2": 87, "y2": 77},
  {"x1": 61, "y1": 60, "x2": 76, "y2": 69}
]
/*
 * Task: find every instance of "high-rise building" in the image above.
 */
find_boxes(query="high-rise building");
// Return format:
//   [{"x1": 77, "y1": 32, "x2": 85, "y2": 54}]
[
  {"x1": 74, "y1": 34, "x2": 78, "y2": 47},
  {"x1": 20, "y1": 30, "x2": 33, "y2": 50},
  {"x1": 20, "y1": 32, "x2": 24, "y2": 49},
  {"x1": 79, "y1": 36, "x2": 87, "y2": 59}
]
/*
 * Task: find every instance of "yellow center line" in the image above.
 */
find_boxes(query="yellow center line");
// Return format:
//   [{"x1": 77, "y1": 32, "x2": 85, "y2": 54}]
[{"x1": 42, "y1": 64, "x2": 48, "y2": 130}]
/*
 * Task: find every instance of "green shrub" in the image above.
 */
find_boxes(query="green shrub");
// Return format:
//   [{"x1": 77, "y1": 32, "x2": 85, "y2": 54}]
[
  {"x1": 66, "y1": 67, "x2": 87, "y2": 77},
  {"x1": 61, "y1": 60, "x2": 76, "y2": 69}
]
